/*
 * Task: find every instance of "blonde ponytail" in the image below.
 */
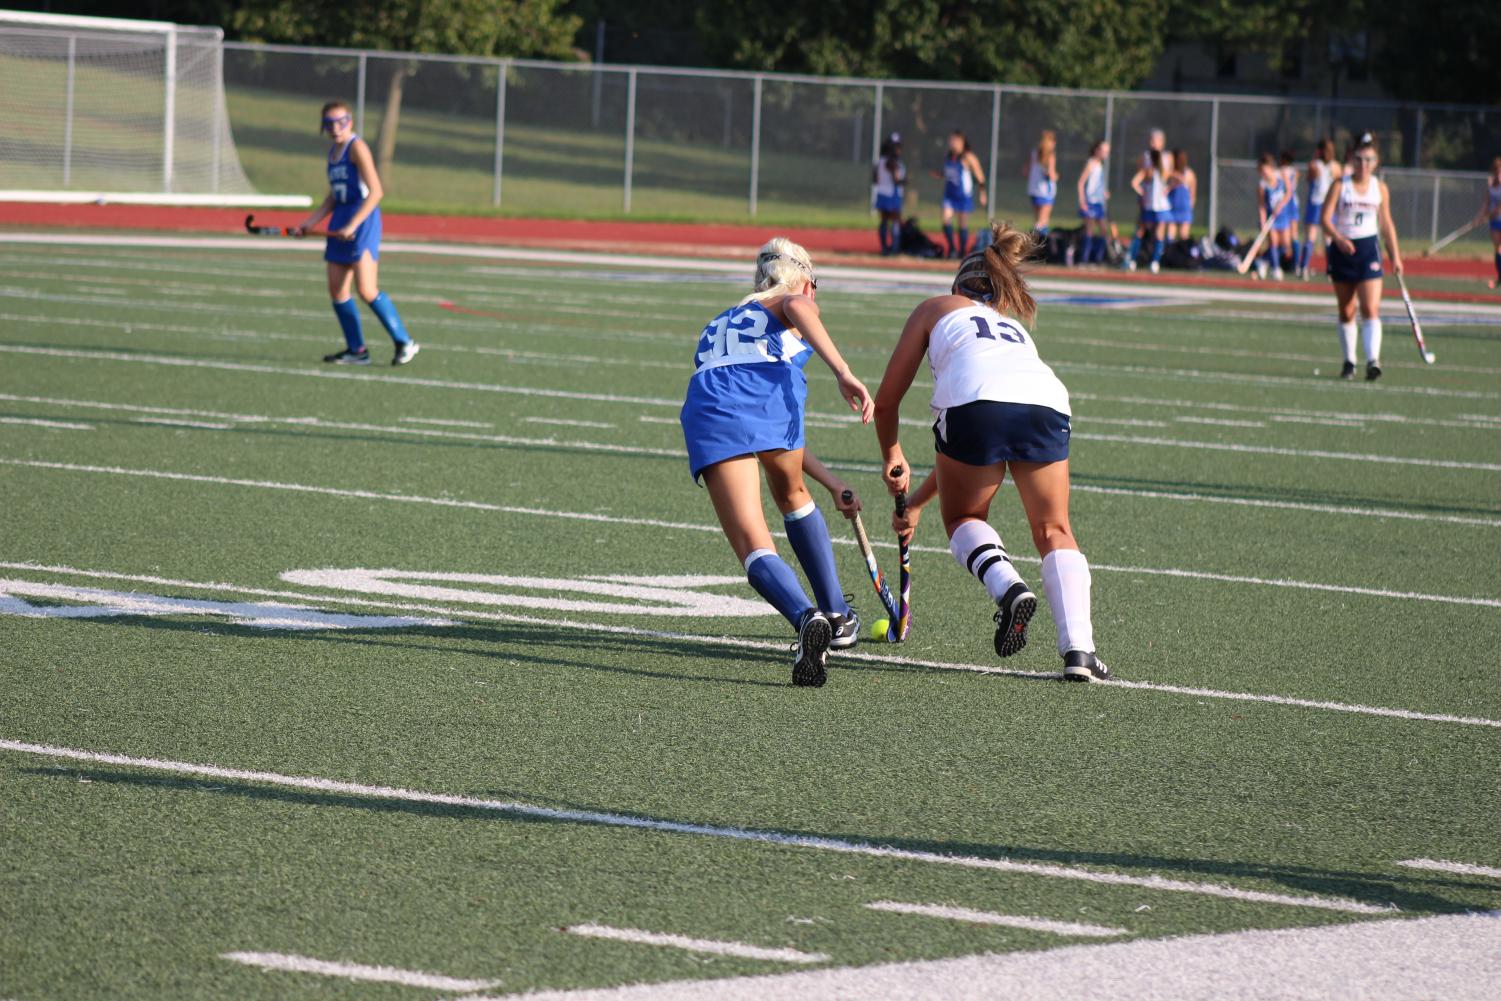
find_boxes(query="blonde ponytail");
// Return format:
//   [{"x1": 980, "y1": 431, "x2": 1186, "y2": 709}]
[{"x1": 952, "y1": 222, "x2": 1038, "y2": 325}]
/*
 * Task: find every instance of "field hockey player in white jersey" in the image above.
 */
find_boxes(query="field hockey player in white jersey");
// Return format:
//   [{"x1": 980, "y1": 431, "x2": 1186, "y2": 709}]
[
  {"x1": 1024, "y1": 130, "x2": 1059, "y2": 237},
  {"x1": 1321, "y1": 138, "x2": 1403, "y2": 381},
  {"x1": 679, "y1": 239, "x2": 874, "y2": 687},
  {"x1": 872, "y1": 223, "x2": 1109, "y2": 682}
]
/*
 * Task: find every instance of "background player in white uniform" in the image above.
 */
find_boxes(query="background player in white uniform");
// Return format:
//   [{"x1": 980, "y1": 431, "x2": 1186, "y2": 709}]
[
  {"x1": 1297, "y1": 139, "x2": 1341, "y2": 279},
  {"x1": 872, "y1": 132, "x2": 906, "y2": 256},
  {"x1": 1320, "y1": 139, "x2": 1403, "y2": 381},
  {"x1": 872, "y1": 224, "x2": 1109, "y2": 682},
  {"x1": 679, "y1": 239, "x2": 873, "y2": 686},
  {"x1": 1075, "y1": 140, "x2": 1110, "y2": 264},
  {"x1": 1471, "y1": 156, "x2": 1501, "y2": 289},
  {"x1": 1024, "y1": 130, "x2": 1059, "y2": 236}
]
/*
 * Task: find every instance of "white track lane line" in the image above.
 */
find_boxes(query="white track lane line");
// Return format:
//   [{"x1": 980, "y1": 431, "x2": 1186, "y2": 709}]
[
  {"x1": 6, "y1": 459, "x2": 1500, "y2": 607},
  {"x1": 564, "y1": 925, "x2": 827, "y2": 964},
  {"x1": 0, "y1": 738, "x2": 1390, "y2": 914},
  {"x1": 0, "y1": 416, "x2": 93, "y2": 431},
  {"x1": 1396, "y1": 859, "x2": 1501, "y2": 880},
  {"x1": 3, "y1": 561, "x2": 1498, "y2": 731},
  {"x1": 5, "y1": 342, "x2": 1499, "y2": 455},
  {"x1": 219, "y1": 951, "x2": 500, "y2": 991},
  {"x1": 865, "y1": 901, "x2": 1125, "y2": 937}
]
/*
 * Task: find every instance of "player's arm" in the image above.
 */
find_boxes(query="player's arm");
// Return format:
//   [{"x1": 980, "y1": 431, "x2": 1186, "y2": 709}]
[
  {"x1": 802, "y1": 451, "x2": 859, "y2": 518},
  {"x1": 295, "y1": 194, "x2": 334, "y2": 236},
  {"x1": 782, "y1": 295, "x2": 874, "y2": 424},
  {"x1": 967, "y1": 152, "x2": 988, "y2": 205},
  {"x1": 1076, "y1": 163, "x2": 1089, "y2": 210},
  {"x1": 1321, "y1": 190, "x2": 1350, "y2": 253},
  {"x1": 1378, "y1": 180, "x2": 1402, "y2": 274},
  {"x1": 333, "y1": 139, "x2": 383, "y2": 238},
  {"x1": 892, "y1": 468, "x2": 938, "y2": 542},
  {"x1": 1048, "y1": 153, "x2": 1058, "y2": 182},
  {"x1": 1473, "y1": 189, "x2": 1493, "y2": 227},
  {"x1": 874, "y1": 298, "x2": 937, "y2": 495},
  {"x1": 1130, "y1": 167, "x2": 1146, "y2": 199},
  {"x1": 1187, "y1": 169, "x2": 1197, "y2": 201}
]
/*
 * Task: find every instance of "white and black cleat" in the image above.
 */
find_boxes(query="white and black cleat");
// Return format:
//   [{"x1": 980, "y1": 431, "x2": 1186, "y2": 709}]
[
  {"x1": 323, "y1": 347, "x2": 371, "y2": 365},
  {"x1": 828, "y1": 605, "x2": 861, "y2": 650},
  {"x1": 1339, "y1": 361, "x2": 1357, "y2": 380},
  {"x1": 1365, "y1": 361, "x2": 1382, "y2": 382},
  {"x1": 1062, "y1": 650, "x2": 1111, "y2": 683},
  {"x1": 992, "y1": 582, "x2": 1037, "y2": 658},
  {"x1": 792, "y1": 608, "x2": 832, "y2": 688},
  {"x1": 392, "y1": 340, "x2": 421, "y2": 366}
]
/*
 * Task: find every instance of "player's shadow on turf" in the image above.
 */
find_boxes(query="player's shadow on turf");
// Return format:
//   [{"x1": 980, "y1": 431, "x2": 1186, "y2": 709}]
[{"x1": 20, "y1": 766, "x2": 1497, "y2": 915}]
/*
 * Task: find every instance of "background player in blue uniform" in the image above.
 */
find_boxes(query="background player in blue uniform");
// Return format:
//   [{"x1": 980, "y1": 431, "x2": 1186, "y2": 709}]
[
  {"x1": 871, "y1": 132, "x2": 906, "y2": 255},
  {"x1": 1297, "y1": 139, "x2": 1341, "y2": 280},
  {"x1": 1075, "y1": 140, "x2": 1110, "y2": 265},
  {"x1": 295, "y1": 100, "x2": 418, "y2": 366},
  {"x1": 1255, "y1": 152, "x2": 1297, "y2": 280},
  {"x1": 932, "y1": 130, "x2": 987, "y2": 258},
  {"x1": 1473, "y1": 156, "x2": 1501, "y2": 289},
  {"x1": 1024, "y1": 130, "x2": 1058, "y2": 237},
  {"x1": 1167, "y1": 148, "x2": 1196, "y2": 241},
  {"x1": 679, "y1": 239, "x2": 874, "y2": 687}
]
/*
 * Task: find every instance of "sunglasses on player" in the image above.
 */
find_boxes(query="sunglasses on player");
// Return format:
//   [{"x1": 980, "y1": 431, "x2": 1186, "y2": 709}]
[{"x1": 320, "y1": 113, "x2": 352, "y2": 132}]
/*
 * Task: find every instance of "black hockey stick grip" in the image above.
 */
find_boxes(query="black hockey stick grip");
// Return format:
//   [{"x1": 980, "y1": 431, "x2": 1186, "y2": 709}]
[{"x1": 890, "y1": 465, "x2": 907, "y2": 516}]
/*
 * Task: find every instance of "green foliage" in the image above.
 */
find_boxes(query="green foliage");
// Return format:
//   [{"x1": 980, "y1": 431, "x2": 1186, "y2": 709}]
[
  {"x1": 229, "y1": 0, "x2": 582, "y2": 59},
  {"x1": 1368, "y1": 2, "x2": 1501, "y2": 105}
]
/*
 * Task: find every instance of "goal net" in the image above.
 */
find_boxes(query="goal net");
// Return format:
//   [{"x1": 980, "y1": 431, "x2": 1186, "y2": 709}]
[{"x1": 0, "y1": 10, "x2": 306, "y2": 206}]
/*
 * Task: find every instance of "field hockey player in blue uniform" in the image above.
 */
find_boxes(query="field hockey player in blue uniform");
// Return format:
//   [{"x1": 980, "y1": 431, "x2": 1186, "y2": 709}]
[
  {"x1": 1127, "y1": 150, "x2": 1172, "y2": 273},
  {"x1": 1321, "y1": 139, "x2": 1403, "y2": 381},
  {"x1": 1075, "y1": 140, "x2": 1110, "y2": 264},
  {"x1": 872, "y1": 132, "x2": 906, "y2": 255},
  {"x1": 933, "y1": 131, "x2": 988, "y2": 258},
  {"x1": 1025, "y1": 130, "x2": 1059, "y2": 237},
  {"x1": 1255, "y1": 152, "x2": 1297, "y2": 280},
  {"x1": 1167, "y1": 148, "x2": 1196, "y2": 241},
  {"x1": 295, "y1": 100, "x2": 418, "y2": 366},
  {"x1": 680, "y1": 239, "x2": 874, "y2": 687},
  {"x1": 873, "y1": 224, "x2": 1108, "y2": 681},
  {"x1": 1473, "y1": 156, "x2": 1501, "y2": 289},
  {"x1": 1297, "y1": 139, "x2": 1341, "y2": 279}
]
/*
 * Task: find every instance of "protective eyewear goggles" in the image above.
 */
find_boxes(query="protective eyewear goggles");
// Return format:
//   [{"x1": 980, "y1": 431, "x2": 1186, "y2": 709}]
[{"x1": 320, "y1": 113, "x2": 352, "y2": 132}]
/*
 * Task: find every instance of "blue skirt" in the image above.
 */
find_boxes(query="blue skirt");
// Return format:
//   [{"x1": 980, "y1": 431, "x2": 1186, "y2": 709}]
[
  {"x1": 1078, "y1": 201, "x2": 1105, "y2": 220},
  {"x1": 1302, "y1": 199, "x2": 1324, "y2": 226},
  {"x1": 875, "y1": 192, "x2": 904, "y2": 213},
  {"x1": 934, "y1": 401, "x2": 1071, "y2": 466},
  {"x1": 1327, "y1": 235, "x2": 1382, "y2": 283},
  {"x1": 681, "y1": 364, "x2": 808, "y2": 482},
  {"x1": 325, "y1": 204, "x2": 381, "y2": 263}
]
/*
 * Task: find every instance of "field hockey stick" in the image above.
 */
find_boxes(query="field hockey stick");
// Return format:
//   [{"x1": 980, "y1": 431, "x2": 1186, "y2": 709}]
[
  {"x1": 1393, "y1": 270, "x2": 1437, "y2": 364},
  {"x1": 244, "y1": 214, "x2": 334, "y2": 239},
  {"x1": 1236, "y1": 213, "x2": 1278, "y2": 274},
  {"x1": 890, "y1": 467, "x2": 912, "y2": 642},
  {"x1": 1423, "y1": 218, "x2": 1479, "y2": 257},
  {"x1": 842, "y1": 490, "x2": 902, "y2": 632}
]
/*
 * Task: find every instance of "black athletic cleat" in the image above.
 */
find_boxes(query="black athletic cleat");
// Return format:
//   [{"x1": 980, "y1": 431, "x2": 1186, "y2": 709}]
[
  {"x1": 1062, "y1": 650, "x2": 1111, "y2": 683},
  {"x1": 828, "y1": 604, "x2": 861, "y2": 650},
  {"x1": 1339, "y1": 361, "x2": 1356, "y2": 380},
  {"x1": 792, "y1": 609, "x2": 832, "y2": 687},
  {"x1": 323, "y1": 347, "x2": 371, "y2": 365},
  {"x1": 1365, "y1": 361, "x2": 1382, "y2": 382},
  {"x1": 392, "y1": 340, "x2": 421, "y2": 366},
  {"x1": 992, "y1": 581, "x2": 1037, "y2": 658}
]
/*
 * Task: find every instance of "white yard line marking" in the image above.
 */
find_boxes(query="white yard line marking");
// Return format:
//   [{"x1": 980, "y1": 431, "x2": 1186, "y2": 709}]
[
  {"x1": 4, "y1": 561, "x2": 1498, "y2": 731},
  {"x1": 1070, "y1": 391, "x2": 1499, "y2": 431},
  {"x1": 220, "y1": 951, "x2": 499, "y2": 991},
  {"x1": 6, "y1": 460, "x2": 1500, "y2": 607},
  {"x1": 400, "y1": 416, "x2": 495, "y2": 429},
  {"x1": 1269, "y1": 414, "x2": 1368, "y2": 429},
  {"x1": 1396, "y1": 859, "x2": 1501, "y2": 880},
  {"x1": 1175, "y1": 416, "x2": 1267, "y2": 429},
  {"x1": 864, "y1": 901, "x2": 1125, "y2": 937},
  {"x1": 639, "y1": 415, "x2": 680, "y2": 425},
  {"x1": 525, "y1": 417, "x2": 618, "y2": 430},
  {"x1": 0, "y1": 416, "x2": 93, "y2": 431},
  {"x1": 0, "y1": 392, "x2": 266, "y2": 423},
  {"x1": 133, "y1": 416, "x2": 232, "y2": 430},
  {"x1": 564, "y1": 925, "x2": 827, "y2": 964},
  {"x1": 0, "y1": 738, "x2": 1390, "y2": 913},
  {"x1": 1081, "y1": 432, "x2": 1501, "y2": 472},
  {"x1": 492, "y1": 912, "x2": 1501, "y2": 1001}
]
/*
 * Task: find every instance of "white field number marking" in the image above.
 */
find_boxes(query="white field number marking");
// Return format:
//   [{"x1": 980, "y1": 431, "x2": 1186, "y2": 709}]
[
  {"x1": 564, "y1": 924, "x2": 828, "y2": 964},
  {"x1": 0, "y1": 579, "x2": 451, "y2": 630},
  {"x1": 220, "y1": 951, "x2": 499, "y2": 991},
  {"x1": 280, "y1": 569, "x2": 772, "y2": 618},
  {"x1": 865, "y1": 901, "x2": 1125, "y2": 938}
]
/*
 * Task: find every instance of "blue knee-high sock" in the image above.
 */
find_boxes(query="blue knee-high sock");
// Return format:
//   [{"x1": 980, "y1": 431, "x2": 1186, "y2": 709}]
[
  {"x1": 366, "y1": 291, "x2": 411, "y2": 345},
  {"x1": 1494, "y1": 252, "x2": 1500, "y2": 281},
  {"x1": 1151, "y1": 237, "x2": 1164, "y2": 263},
  {"x1": 1295, "y1": 239, "x2": 1311, "y2": 271},
  {"x1": 783, "y1": 503, "x2": 849, "y2": 616},
  {"x1": 1289, "y1": 239, "x2": 1301, "y2": 269},
  {"x1": 331, "y1": 298, "x2": 364, "y2": 351},
  {"x1": 1093, "y1": 235, "x2": 1107, "y2": 263},
  {"x1": 889, "y1": 220, "x2": 901, "y2": 250},
  {"x1": 745, "y1": 550, "x2": 813, "y2": 628},
  {"x1": 878, "y1": 220, "x2": 890, "y2": 252},
  {"x1": 942, "y1": 223, "x2": 955, "y2": 255},
  {"x1": 1037, "y1": 224, "x2": 1050, "y2": 238},
  {"x1": 959, "y1": 226, "x2": 970, "y2": 255},
  {"x1": 1127, "y1": 234, "x2": 1141, "y2": 262}
]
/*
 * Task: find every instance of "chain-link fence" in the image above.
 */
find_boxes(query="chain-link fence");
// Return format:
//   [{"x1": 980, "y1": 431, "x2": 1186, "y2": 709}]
[{"x1": 220, "y1": 41, "x2": 1499, "y2": 248}]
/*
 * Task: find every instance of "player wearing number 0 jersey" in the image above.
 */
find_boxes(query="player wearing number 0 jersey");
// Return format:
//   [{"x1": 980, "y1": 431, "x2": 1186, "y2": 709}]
[
  {"x1": 1321, "y1": 139, "x2": 1403, "y2": 381},
  {"x1": 680, "y1": 238, "x2": 875, "y2": 686},
  {"x1": 873, "y1": 224, "x2": 1108, "y2": 681},
  {"x1": 295, "y1": 100, "x2": 417, "y2": 366}
]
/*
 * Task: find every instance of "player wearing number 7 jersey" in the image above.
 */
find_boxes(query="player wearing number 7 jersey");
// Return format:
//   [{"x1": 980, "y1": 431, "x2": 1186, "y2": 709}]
[
  {"x1": 874, "y1": 223, "x2": 1108, "y2": 681},
  {"x1": 294, "y1": 100, "x2": 418, "y2": 367},
  {"x1": 680, "y1": 238, "x2": 875, "y2": 687}
]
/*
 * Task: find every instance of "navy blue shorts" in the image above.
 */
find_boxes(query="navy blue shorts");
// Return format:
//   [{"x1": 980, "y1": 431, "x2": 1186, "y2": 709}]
[
  {"x1": 934, "y1": 401, "x2": 1071, "y2": 466},
  {"x1": 1327, "y1": 235, "x2": 1382, "y2": 284}
]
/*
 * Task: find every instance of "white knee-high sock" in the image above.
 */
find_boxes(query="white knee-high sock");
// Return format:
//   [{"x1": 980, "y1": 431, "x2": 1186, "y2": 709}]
[
  {"x1": 1040, "y1": 549, "x2": 1094, "y2": 655},
  {"x1": 1337, "y1": 321, "x2": 1357, "y2": 364},
  {"x1": 1361, "y1": 318, "x2": 1382, "y2": 363},
  {"x1": 948, "y1": 519, "x2": 1024, "y2": 601}
]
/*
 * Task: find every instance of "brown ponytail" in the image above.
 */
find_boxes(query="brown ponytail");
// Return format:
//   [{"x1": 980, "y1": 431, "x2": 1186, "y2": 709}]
[{"x1": 980, "y1": 222, "x2": 1037, "y2": 325}]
